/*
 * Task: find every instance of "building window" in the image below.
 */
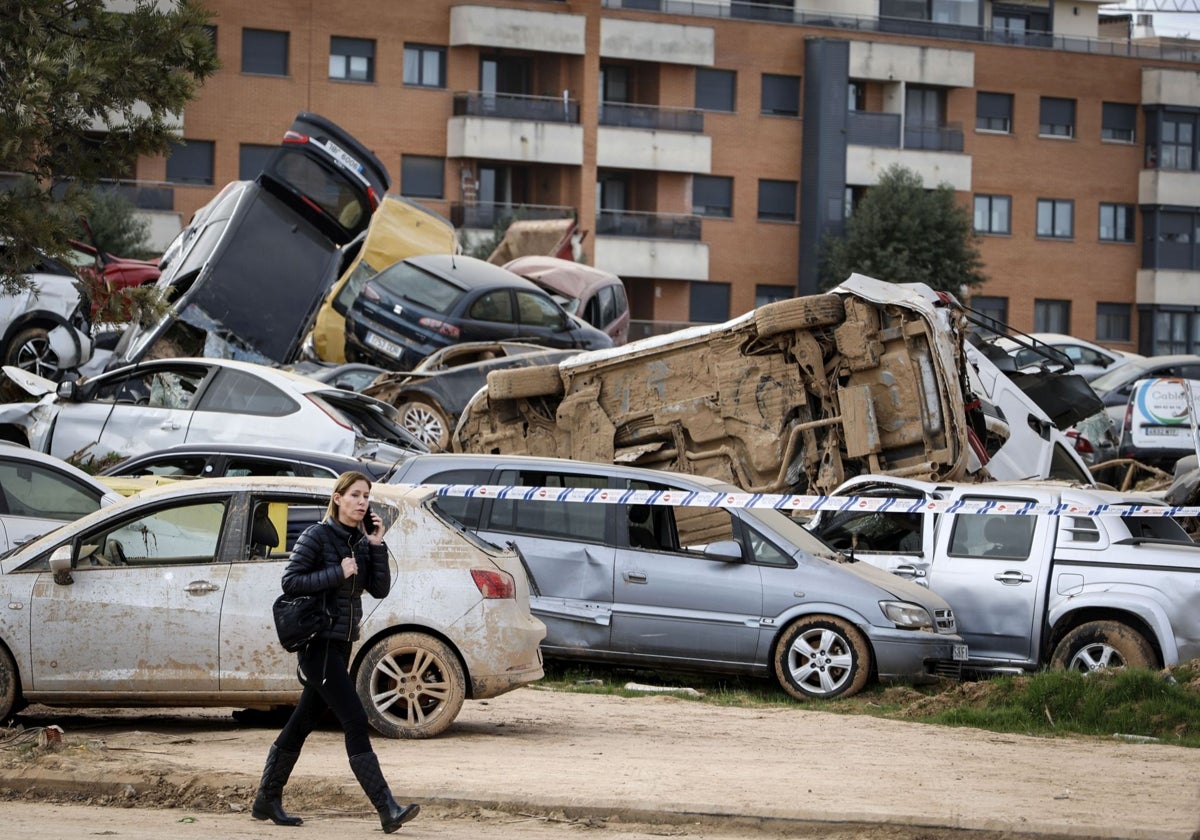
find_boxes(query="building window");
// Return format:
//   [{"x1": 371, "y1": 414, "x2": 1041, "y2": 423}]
[
  {"x1": 330, "y1": 36, "x2": 374, "y2": 82},
  {"x1": 1034, "y1": 299, "x2": 1071, "y2": 333},
  {"x1": 689, "y1": 282, "x2": 730, "y2": 323},
  {"x1": 756, "y1": 285, "x2": 793, "y2": 307},
  {"x1": 165, "y1": 140, "x2": 214, "y2": 185},
  {"x1": 400, "y1": 155, "x2": 444, "y2": 199},
  {"x1": 1096, "y1": 302, "x2": 1132, "y2": 343},
  {"x1": 693, "y1": 175, "x2": 732, "y2": 218},
  {"x1": 1039, "y1": 97, "x2": 1075, "y2": 138},
  {"x1": 1101, "y1": 102, "x2": 1136, "y2": 143},
  {"x1": 238, "y1": 144, "x2": 274, "y2": 180},
  {"x1": 242, "y1": 28, "x2": 288, "y2": 76},
  {"x1": 761, "y1": 74, "x2": 800, "y2": 117},
  {"x1": 973, "y1": 195, "x2": 1011, "y2": 235},
  {"x1": 1149, "y1": 310, "x2": 1200, "y2": 356},
  {"x1": 404, "y1": 44, "x2": 445, "y2": 88},
  {"x1": 696, "y1": 68, "x2": 736, "y2": 112},
  {"x1": 969, "y1": 295, "x2": 1009, "y2": 328},
  {"x1": 976, "y1": 92, "x2": 1013, "y2": 133},
  {"x1": 1036, "y1": 198, "x2": 1073, "y2": 239},
  {"x1": 758, "y1": 180, "x2": 796, "y2": 222},
  {"x1": 1099, "y1": 203, "x2": 1135, "y2": 243},
  {"x1": 1142, "y1": 208, "x2": 1200, "y2": 271},
  {"x1": 1160, "y1": 111, "x2": 1197, "y2": 171}
]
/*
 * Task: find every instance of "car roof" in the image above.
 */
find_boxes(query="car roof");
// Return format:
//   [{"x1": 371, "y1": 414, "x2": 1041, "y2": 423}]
[
  {"x1": 402, "y1": 253, "x2": 545, "y2": 293},
  {"x1": 503, "y1": 256, "x2": 621, "y2": 300},
  {"x1": 101, "y1": 442, "x2": 394, "y2": 478}
]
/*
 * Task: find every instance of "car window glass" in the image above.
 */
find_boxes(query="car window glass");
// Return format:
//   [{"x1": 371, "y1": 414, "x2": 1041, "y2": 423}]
[
  {"x1": 600, "y1": 286, "x2": 618, "y2": 326},
  {"x1": 516, "y1": 291, "x2": 565, "y2": 329},
  {"x1": 812, "y1": 509, "x2": 923, "y2": 553},
  {"x1": 621, "y1": 479, "x2": 733, "y2": 553},
  {"x1": 469, "y1": 291, "x2": 514, "y2": 324},
  {"x1": 489, "y1": 469, "x2": 607, "y2": 542},
  {"x1": 741, "y1": 523, "x2": 794, "y2": 567},
  {"x1": 373, "y1": 261, "x2": 463, "y2": 314},
  {"x1": 948, "y1": 512, "x2": 1035, "y2": 560},
  {"x1": 1179, "y1": 365, "x2": 1200, "y2": 380},
  {"x1": 416, "y1": 468, "x2": 491, "y2": 528},
  {"x1": 118, "y1": 455, "x2": 209, "y2": 477},
  {"x1": 269, "y1": 148, "x2": 367, "y2": 232},
  {"x1": 245, "y1": 497, "x2": 328, "y2": 559},
  {"x1": 1048, "y1": 442, "x2": 1092, "y2": 483},
  {"x1": 1121, "y1": 515, "x2": 1193, "y2": 543},
  {"x1": 195, "y1": 369, "x2": 300, "y2": 416},
  {"x1": 0, "y1": 462, "x2": 101, "y2": 520},
  {"x1": 583, "y1": 292, "x2": 604, "y2": 328},
  {"x1": 226, "y1": 457, "x2": 303, "y2": 477},
  {"x1": 74, "y1": 500, "x2": 228, "y2": 569},
  {"x1": 93, "y1": 368, "x2": 205, "y2": 409}
]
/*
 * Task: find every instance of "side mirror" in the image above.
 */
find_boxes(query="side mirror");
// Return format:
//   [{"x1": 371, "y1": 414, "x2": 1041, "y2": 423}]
[
  {"x1": 49, "y1": 544, "x2": 75, "y2": 585},
  {"x1": 703, "y1": 539, "x2": 743, "y2": 562},
  {"x1": 56, "y1": 380, "x2": 79, "y2": 401}
]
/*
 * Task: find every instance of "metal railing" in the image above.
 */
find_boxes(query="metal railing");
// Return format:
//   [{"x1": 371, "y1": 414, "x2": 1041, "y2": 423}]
[
  {"x1": 846, "y1": 111, "x2": 901, "y2": 147},
  {"x1": 600, "y1": 0, "x2": 1200, "y2": 64},
  {"x1": 2, "y1": 173, "x2": 176, "y2": 211},
  {"x1": 453, "y1": 91, "x2": 580, "y2": 124},
  {"x1": 599, "y1": 101, "x2": 705, "y2": 132},
  {"x1": 596, "y1": 209, "x2": 702, "y2": 240},
  {"x1": 452, "y1": 202, "x2": 576, "y2": 230},
  {"x1": 904, "y1": 121, "x2": 965, "y2": 152}
]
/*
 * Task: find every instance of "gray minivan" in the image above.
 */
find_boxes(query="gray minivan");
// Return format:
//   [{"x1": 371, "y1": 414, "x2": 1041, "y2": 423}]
[{"x1": 387, "y1": 453, "x2": 965, "y2": 700}]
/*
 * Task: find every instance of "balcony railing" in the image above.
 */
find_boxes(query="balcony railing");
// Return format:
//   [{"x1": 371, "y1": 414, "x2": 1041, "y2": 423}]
[
  {"x1": 600, "y1": 0, "x2": 1200, "y2": 64},
  {"x1": 599, "y1": 101, "x2": 705, "y2": 133},
  {"x1": 844, "y1": 113, "x2": 964, "y2": 152},
  {"x1": 597, "y1": 209, "x2": 702, "y2": 240},
  {"x1": 904, "y1": 122, "x2": 965, "y2": 152},
  {"x1": 3, "y1": 173, "x2": 176, "y2": 212},
  {"x1": 452, "y1": 202, "x2": 576, "y2": 231},
  {"x1": 453, "y1": 91, "x2": 580, "y2": 124}
]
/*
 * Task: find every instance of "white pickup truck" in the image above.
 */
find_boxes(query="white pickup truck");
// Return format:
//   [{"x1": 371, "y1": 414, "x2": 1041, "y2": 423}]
[{"x1": 808, "y1": 476, "x2": 1200, "y2": 673}]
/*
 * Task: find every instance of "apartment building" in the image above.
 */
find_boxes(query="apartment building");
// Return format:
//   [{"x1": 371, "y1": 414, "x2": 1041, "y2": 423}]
[{"x1": 125, "y1": 0, "x2": 1200, "y2": 354}]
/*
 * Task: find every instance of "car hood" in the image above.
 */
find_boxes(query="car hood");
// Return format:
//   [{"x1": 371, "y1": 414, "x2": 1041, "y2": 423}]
[{"x1": 3, "y1": 365, "x2": 59, "y2": 398}]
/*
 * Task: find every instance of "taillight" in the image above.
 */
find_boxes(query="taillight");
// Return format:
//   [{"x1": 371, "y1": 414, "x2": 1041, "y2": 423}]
[
  {"x1": 305, "y1": 394, "x2": 353, "y2": 430},
  {"x1": 419, "y1": 316, "x2": 460, "y2": 339},
  {"x1": 1066, "y1": 429, "x2": 1093, "y2": 455},
  {"x1": 281, "y1": 130, "x2": 309, "y2": 145},
  {"x1": 361, "y1": 282, "x2": 381, "y2": 302},
  {"x1": 366, "y1": 186, "x2": 380, "y2": 209},
  {"x1": 471, "y1": 569, "x2": 514, "y2": 599}
]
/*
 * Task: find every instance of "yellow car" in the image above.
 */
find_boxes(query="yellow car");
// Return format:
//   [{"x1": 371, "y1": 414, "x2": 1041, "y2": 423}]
[{"x1": 310, "y1": 196, "x2": 457, "y2": 363}]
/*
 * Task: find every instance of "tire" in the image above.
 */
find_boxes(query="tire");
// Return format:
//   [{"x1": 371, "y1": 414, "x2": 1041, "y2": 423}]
[
  {"x1": 1049, "y1": 620, "x2": 1156, "y2": 672},
  {"x1": 754, "y1": 295, "x2": 846, "y2": 338},
  {"x1": 4, "y1": 327, "x2": 62, "y2": 380},
  {"x1": 0, "y1": 643, "x2": 25, "y2": 722},
  {"x1": 355, "y1": 631, "x2": 466, "y2": 739},
  {"x1": 398, "y1": 398, "x2": 452, "y2": 451},
  {"x1": 487, "y1": 364, "x2": 564, "y2": 401},
  {"x1": 772, "y1": 615, "x2": 871, "y2": 700}
]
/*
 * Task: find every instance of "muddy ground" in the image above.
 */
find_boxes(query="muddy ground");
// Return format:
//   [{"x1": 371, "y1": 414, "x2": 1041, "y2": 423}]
[{"x1": 2, "y1": 685, "x2": 1199, "y2": 840}]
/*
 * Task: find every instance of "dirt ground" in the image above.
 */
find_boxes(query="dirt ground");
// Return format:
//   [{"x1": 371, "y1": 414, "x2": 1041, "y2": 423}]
[{"x1": 2, "y1": 685, "x2": 1199, "y2": 840}]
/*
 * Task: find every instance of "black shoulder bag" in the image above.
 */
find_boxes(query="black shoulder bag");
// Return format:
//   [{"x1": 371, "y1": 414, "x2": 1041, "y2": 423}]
[{"x1": 273, "y1": 591, "x2": 333, "y2": 652}]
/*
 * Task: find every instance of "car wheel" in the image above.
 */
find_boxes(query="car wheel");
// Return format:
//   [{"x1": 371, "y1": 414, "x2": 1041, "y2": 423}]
[
  {"x1": 0, "y1": 643, "x2": 26, "y2": 721},
  {"x1": 1049, "y1": 621, "x2": 1156, "y2": 672},
  {"x1": 772, "y1": 615, "x2": 871, "y2": 700},
  {"x1": 5, "y1": 327, "x2": 62, "y2": 380},
  {"x1": 487, "y1": 364, "x2": 564, "y2": 400},
  {"x1": 398, "y1": 398, "x2": 451, "y2": 451},
  {"x1": 754, "y1": 295, "x2": 846, "y2": 338},
  {"x1": 355, "y1": 631, "x2": 466, "y2": 739}
]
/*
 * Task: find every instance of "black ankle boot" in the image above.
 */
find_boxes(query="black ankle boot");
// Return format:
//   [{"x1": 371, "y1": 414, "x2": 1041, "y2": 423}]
[
  {"x1": 348, "y1": 752, "x2": 419, "y2": 833},
  {"x1": 252, "y1": 744, "x2": 304, "y2": 826}
]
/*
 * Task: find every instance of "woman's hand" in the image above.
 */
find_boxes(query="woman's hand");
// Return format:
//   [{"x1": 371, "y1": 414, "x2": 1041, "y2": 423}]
[
  {"x1": 366, "y1": 516, "x2": 384, "y2": 545},
  {"x1": 340, "y1": 555, "x2": 358, "y2": 578}
]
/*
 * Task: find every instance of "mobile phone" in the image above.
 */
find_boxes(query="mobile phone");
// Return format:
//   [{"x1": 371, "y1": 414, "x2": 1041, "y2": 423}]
[{"x1": 363, "y1": 507, "x2": 379, "y2": 532}]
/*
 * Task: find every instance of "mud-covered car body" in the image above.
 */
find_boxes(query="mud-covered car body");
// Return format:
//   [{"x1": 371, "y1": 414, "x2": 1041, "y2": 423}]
[
  {"x1": 389, "y1": 452, "x2": 965, "y2": 699},
  {"x1": 365, "y1": 341, "x2": 579, "y2": 451},
  {"x1": 453, "y1": 274, "x2": 1092, "y2": 495},
  {"x1": 0, "y1": 477, "x2": 544, "y2": 738}
]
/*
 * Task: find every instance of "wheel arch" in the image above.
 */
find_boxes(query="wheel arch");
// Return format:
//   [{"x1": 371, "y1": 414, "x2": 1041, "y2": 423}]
[
  {"x1": 0, "y1": 634, "x2": 27, "y2": 719},
  {"x1": 1045, "y1": 604, "x2": 1167, "y2": 667},
  {"x1": 352, "y1": 623, "x2": 476, "y2": 698},
  {"x1": 1, "y1": 312, "x2": 67, "y2": 355},
  {"x1": 766, "y1": 606, "x2": 879, "y2": 681}
]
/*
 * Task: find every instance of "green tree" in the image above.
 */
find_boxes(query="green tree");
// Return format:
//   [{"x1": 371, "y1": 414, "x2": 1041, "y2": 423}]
[
  {"x1": 77, "y1": 186, "x2": 153, "y2": 260},
  {"x1": 818, "y1": 164, "x2": 986, "y2": 295},
  {"x1": 0, "y1": 0, "x2": 217, "y2": 293}
]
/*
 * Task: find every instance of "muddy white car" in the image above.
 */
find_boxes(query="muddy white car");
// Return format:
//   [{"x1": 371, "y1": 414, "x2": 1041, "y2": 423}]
[
  {"x1": 1, "y1": 247, "x2": 94, "y2": 381},
  {"x1": 0, "y1": 477, "x2": 545, "y2": 738},
  {"x1": 453, "y1": 274, "x2": 1092, "y2": 495}
]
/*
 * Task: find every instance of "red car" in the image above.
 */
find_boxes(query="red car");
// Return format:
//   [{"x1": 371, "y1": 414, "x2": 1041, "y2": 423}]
[{"x1": 66, "y1": 239, "x2": 160, "y2": 292}]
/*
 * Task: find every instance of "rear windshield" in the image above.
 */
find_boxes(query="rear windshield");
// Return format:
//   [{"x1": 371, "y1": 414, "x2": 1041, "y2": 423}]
[
  {"x1": 265, "y1": 148, "x2": 369, "y2": 233},
  {"x1": 372, "y1": 261, "x2": 464, "y2": 315}
]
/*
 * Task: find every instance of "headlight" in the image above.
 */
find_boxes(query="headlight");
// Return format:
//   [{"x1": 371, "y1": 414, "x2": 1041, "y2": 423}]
[{"x1": 880, "y1": 600, "x2": 934, "y2": 631}]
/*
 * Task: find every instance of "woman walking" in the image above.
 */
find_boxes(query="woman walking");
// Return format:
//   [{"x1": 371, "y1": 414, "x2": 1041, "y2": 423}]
[{"x1": 252, "y1": 471, "x2": 419, "y2": 832}]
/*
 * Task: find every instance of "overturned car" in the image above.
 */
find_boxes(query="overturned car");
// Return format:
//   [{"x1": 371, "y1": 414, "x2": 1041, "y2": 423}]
[{"x1": 452, "y1": 275, "x2": 1096, "y2": 495}]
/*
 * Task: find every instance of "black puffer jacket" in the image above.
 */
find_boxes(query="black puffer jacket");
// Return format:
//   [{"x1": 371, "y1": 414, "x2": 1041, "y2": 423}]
[{"x1": 281, "y1": 517, "x2": 390, "y2": 642}]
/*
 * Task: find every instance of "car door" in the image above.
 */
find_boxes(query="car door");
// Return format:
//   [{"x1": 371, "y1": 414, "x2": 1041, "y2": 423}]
[
  {"x1": 921, "y1": 495, "x2": 1053, "y2": 664},
  {"x1": 609, "y1": 486, "x2": 762, "y2": 665},
  {"x1": 27, "y1": 494, "x2": 232, "y2": 693},
  {"x1": 49, "y1": 364, "x2": 208, "y2": 461},
  {"x1": 460, "y1": 290, "x2": 521, "y2": 342},
  {"x1": 184, "y1": 367, "x2": 308, "y2": 448},
  {"x1": 0, "y1": 458, "x2": 109, "y2": 555}
]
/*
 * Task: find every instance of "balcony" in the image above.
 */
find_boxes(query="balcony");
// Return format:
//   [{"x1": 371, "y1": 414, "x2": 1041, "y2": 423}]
[
  {"x1": 449, "y1": 5, "x2": 586, "y2": 54},
  {"x1": 845, "y1": 112, "x2": 964, "y2": 153},
  {"x1": 597, "y1": 209, "x2": 701, "y2": 240},
  {"x1": 599, "y1": 102, "x2": 703, "y2": 133},
  {"x1": 904, "y1": 122, "x2": 965, "y2": 153},
  {"x1": 451, "y1": 202, "x2": 575, "y2": 231},
  {"x1": 447, "y1": 92, "x2": 584, "y2": 166},
  {"x1": 597, "y1": 105, "x2": 712, "y2": 173},
  {"x1": 1139, "y1": 168, "x2": 1200, "y2": 207},
  {"x1": 593, "y1": 210, "x2": 708, "y2": 280},
  {"x1": 599, "y1": 16, "x2": 715, "y2": 66}
]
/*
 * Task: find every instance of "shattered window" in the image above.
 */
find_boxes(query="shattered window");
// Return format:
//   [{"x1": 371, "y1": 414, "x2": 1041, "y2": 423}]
[{"x1": 490, "y1": 470, "x2": 608, "y2": 543}]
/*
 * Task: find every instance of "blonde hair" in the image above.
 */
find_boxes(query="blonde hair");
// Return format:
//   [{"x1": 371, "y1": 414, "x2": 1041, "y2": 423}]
[{"x1": 327, "y1": 470, "x2": 373, "y2": 520}]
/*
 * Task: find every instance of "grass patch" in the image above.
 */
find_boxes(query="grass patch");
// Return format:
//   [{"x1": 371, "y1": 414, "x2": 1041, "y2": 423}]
[{"x1": 535, "y1": 659, "x2": 1200, "y2": 747}]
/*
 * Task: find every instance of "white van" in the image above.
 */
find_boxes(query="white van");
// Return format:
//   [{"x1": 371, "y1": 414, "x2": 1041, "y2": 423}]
[{"x1": 1119, "y1": 377, "x2": 1200, "y2": 470}]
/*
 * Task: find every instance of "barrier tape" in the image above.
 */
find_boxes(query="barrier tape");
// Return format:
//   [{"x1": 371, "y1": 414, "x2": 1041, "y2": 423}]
[{"x1": 399, "y1": 484, "x2": 1199, "y2": 518}]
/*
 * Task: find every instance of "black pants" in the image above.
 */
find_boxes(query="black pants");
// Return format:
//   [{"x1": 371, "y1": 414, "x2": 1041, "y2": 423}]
[{"x1": 275, "y1": 638, "x2": 373, "y2": 757}]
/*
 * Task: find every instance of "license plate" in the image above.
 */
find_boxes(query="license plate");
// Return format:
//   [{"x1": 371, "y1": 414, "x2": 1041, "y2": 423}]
[
  {"x1": 953, "y1": 644, "x2": 969, "y2": 661},
  {"x1": 322, "y1": 139, "x2": 364, "y2": 174},
  {"x1": 364, "y1": 331, "x2": 405, "y2": 359}
]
